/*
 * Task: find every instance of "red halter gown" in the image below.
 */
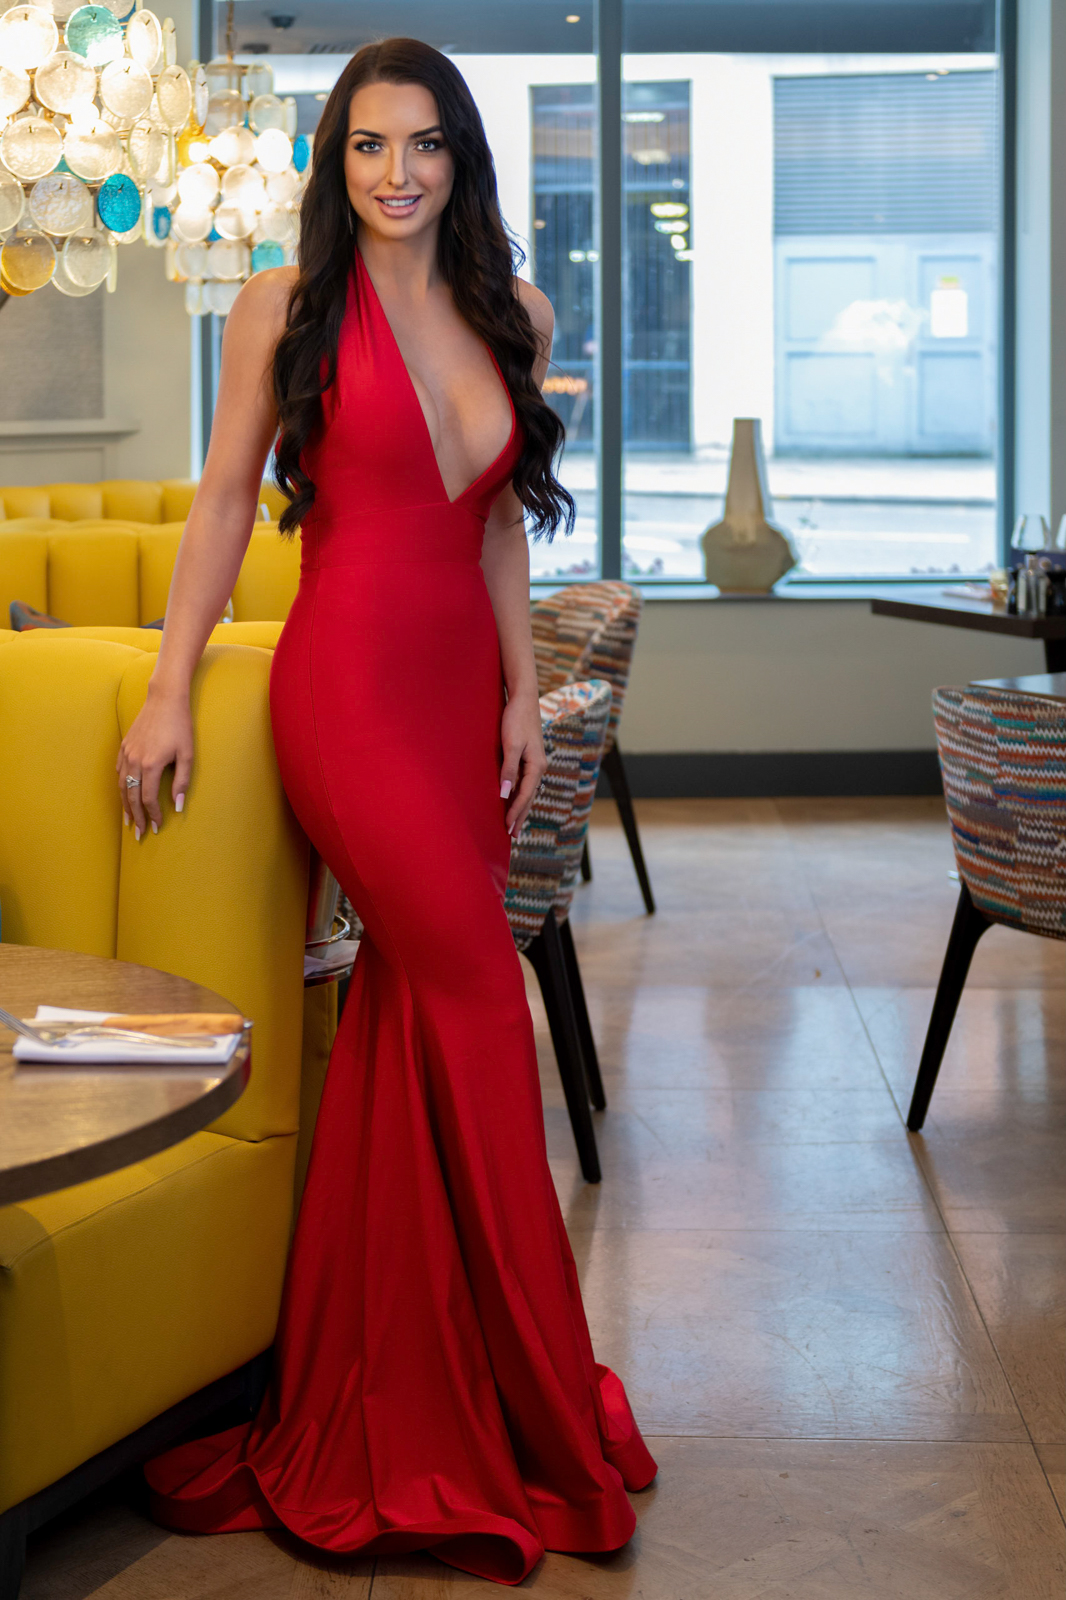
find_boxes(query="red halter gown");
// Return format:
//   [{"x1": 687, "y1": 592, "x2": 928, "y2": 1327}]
[{"x1": 145, "y1": 250, "x2": 656, "y2": 1585}]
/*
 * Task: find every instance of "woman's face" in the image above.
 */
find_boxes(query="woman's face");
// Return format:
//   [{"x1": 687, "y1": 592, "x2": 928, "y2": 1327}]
[{"x1": 344, "y1": 80, "x2": 455, "y2": 243}]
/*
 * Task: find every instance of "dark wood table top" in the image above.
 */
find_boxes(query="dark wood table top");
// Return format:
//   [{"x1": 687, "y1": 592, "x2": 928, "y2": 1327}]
[
  {"x1": 0, "y1": 945, "x2": 250, "y2": 1206},
  {"x1": 971, "y1": 671, "x2": 1066, "y2": 700},
  {"x1": 870, "y1": 589, "x2": 1066, "y2": 640}
]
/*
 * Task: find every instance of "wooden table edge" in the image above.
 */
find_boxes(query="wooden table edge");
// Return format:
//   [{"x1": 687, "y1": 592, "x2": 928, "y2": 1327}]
[
  {"x1": 0, "y1": 1042, "x2": 250, "y2": 1207},
  {"x1": 869, "y1": 597, "x2": 1066, "y2": 639}
]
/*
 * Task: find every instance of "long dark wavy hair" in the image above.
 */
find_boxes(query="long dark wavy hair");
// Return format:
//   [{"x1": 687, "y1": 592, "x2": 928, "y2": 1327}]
[{"x1": 272, "y1": 38, "x2": 574, "y2": 541}]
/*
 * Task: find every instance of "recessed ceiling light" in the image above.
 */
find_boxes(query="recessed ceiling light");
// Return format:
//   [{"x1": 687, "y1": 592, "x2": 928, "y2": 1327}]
[{"x1": 566, "y1": 13, "x2": 580, "y2": 22}]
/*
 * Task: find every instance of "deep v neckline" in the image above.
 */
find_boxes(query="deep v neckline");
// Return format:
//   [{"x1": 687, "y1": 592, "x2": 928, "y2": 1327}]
[{"x1": 355, "y1": 249, "x2": 517, "y2": 507}]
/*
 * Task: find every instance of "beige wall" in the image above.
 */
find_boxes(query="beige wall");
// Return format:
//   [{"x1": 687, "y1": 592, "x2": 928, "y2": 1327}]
[
  {"x1": 102, "y1": 242, "x2": 193, "y2": 482},
  {"x1": 619, "y1": 601, "x2": 1045, "y2": 754}
]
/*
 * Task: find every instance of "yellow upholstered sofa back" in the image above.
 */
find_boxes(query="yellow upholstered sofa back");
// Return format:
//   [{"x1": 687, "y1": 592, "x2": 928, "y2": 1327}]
[
  {"x1": 0, "y1": 478, "x2": 291, "y2": 524},
  {"x1": 0, "y1": 522, "x2": 301, "y2": 629},
  {"x1": 0, "y1": 632, "x2": 307, "y2": 1142}
]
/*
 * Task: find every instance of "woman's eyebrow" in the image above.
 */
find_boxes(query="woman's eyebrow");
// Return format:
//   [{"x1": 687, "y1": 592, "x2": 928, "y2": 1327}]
[{"x1": 348, "y1": 126, "x2": 443, "y2": 140}]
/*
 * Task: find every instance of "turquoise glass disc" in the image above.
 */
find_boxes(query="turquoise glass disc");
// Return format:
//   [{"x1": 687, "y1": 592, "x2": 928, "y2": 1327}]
[
  {"x1": 251, "y1": 239, "x2": 284, "y2": 272},
  {"x1": 65, "y1": 6, "x2": 123, "y2": 66},
  {"x1": 97, "y1": 171, "x2": 140, "y2": 232}
]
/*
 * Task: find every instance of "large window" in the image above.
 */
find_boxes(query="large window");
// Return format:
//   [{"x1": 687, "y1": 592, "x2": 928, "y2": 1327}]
[
  {"x1": 226, "y1": 0, "x2": 1009, "y2": 584},
  {"x1": 619, "y1": 53, "x2": 1002, "y2": 580}
]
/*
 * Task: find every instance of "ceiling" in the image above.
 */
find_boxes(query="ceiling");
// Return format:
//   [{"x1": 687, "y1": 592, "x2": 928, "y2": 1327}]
[{"x1": 219, "y1": 0, "x2": 996, "y2": 62}]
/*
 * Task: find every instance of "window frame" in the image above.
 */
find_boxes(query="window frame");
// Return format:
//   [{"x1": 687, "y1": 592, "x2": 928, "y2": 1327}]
[
  {"x1": 592, "y1": 0, "x2": 1017, "y2": 586},
  {"x1": 195, "y1": 0, "x2": 1016, "y2": 583}
]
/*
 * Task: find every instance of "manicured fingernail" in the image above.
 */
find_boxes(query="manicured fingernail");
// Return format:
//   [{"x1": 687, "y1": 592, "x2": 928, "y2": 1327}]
[
  {"x1": 151, "y1": 821, "x2": 159, "y2": 835},
  {"x1": 135, "y1": 827, "x2": 142, "y2": 841},
  {"x1": 175, "y1": 794, "x2": 184, "y2": 813},
  {"x1": 501, "y1": 780, "x2": 512, "y2": 798},
  {"x1": 123, "y1": 811, "x2": 129, "y2": 827}
]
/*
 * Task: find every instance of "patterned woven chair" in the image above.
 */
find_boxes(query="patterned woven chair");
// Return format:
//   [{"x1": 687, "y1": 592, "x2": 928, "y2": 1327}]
[
  {"x1": 908, "y1": 684, "x2": 1066, "y2": 1130},
  {"x1": 506, "y1": 679, "x2": 613, "y2": 1182},
  {"x1": 530, "y1": 581, "x2": 654, "y2": 913}
]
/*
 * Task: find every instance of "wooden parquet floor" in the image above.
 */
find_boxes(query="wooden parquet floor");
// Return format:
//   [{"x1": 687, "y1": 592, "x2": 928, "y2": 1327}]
[{"x1": 22, "y1": 799, "x2": 1065, "y2": 1599}]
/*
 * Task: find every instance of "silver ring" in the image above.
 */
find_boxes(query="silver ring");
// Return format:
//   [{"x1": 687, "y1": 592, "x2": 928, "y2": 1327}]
[{"x1": 125, "y1": 775, "x2": 142, "y2": 788}]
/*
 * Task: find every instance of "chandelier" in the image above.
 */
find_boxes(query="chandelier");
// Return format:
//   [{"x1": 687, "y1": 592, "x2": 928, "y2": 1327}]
[
  {"x1": 158, "y1": 0, "x2": 308, "y2": 316},
  {"x1": 0, "y1": 0, "x2": 309, "y2": 311}
]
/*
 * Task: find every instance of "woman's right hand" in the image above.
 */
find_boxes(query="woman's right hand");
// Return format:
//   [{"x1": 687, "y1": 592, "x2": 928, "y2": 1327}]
[{"x1": 116, "y1": 688, "x2": 194, "y2": 838}]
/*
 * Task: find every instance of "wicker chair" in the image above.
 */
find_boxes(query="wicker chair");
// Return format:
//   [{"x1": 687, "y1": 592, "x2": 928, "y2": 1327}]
[
  {"x1": 506, "y1": 679, "x2": 613, "y2": 1182},
  {"x1": 530, "y1": 581, "x2": 654, "y2": 913},
  {"x1": 908, "y1": 685, "x2": 1066, "y2": 1130}
]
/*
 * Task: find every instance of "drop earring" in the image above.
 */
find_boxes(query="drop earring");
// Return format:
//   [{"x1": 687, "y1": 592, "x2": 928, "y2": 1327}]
[{"x1": 347, "y1": 205, "x2": 353, "y2": 235}]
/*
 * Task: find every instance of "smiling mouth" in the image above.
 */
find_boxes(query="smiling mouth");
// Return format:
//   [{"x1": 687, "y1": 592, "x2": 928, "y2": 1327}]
[{"x1": 375, "y1": 195, "x2": 421, "y2": 214}]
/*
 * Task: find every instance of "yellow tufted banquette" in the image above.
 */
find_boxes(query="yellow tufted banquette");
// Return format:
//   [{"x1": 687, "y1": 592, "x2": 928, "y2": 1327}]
[
  {"x1": 0, "y1": 478, "x2": 297, "y2": 631},
  {"x1": 0, "y1": 626, "x2": 333, "y2": 1534},
  {"x1": 0, "y1": 522, "x2": 301, "y2": 629},
  {"x1": 0, "y1": 479, "x2": 290, "y2": 525}
]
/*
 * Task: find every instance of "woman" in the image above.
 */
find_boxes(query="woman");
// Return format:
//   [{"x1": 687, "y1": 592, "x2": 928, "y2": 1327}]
[{"x1": 121, "y1": 38, "x2": 655, "y2": 1586}]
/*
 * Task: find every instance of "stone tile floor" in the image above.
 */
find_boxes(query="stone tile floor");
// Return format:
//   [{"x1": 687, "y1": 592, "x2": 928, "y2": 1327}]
[{"x1": 23, "y1": 799, "x2": 1065, "y2": 1599}]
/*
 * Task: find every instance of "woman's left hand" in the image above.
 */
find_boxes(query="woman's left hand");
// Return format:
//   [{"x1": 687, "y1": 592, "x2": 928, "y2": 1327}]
[{"x1": 500, "y1": 691, "x2": 548, "y2": 839}]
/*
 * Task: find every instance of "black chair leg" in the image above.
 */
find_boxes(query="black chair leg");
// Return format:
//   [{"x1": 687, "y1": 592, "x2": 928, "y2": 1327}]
[
  {"x1": 580, "y1": 838, "x2": 592, "y2": 882},
  {"x1": 0, "y1": 1506, "x2": 26, "y2": 1600},
  {"x1": 557, "y1": 915, "x2": 606, "y2": 1110},
  {"x1": 526, "y1": 916, "x2": 602, "y2": 1182},
  {"x1": 602, "y1": 743, "x2": 655, "y2": 914},
  {"x1": 907, "y1": 883, "x2": 992, "y2": 1132}
]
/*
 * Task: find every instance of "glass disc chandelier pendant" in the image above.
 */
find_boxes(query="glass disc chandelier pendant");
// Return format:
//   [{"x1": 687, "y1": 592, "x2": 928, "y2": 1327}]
[
  {"x1": 0, "y1": 0, "x2": 310, "y2": 311},
  {"x1": 0, "y1": 0, "x2": 191, "y2": 298},
  {"x1": 160, "y1": 0, "x2": 310, "y2": 315}
]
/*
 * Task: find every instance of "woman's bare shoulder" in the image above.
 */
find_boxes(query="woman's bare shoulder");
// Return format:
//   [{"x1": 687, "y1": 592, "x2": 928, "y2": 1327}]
[
  {"x1": 223, "y1": 266, "x2": 300, "y2": 358},
  {"x1": 515, "y1": 275, "x2": 555, "y2": 340}
]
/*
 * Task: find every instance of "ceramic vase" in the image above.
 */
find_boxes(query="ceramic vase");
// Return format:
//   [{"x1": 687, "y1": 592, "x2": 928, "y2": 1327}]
[{"x1": 701, "y1": 418, "x2": 797, "y2": 592}]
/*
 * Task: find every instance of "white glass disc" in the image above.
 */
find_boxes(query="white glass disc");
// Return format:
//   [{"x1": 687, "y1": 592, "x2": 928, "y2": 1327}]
[
  {"x1": 99, "y1": 58, "x2": 153, "y2": 120},
  {"x1": 0, "y1": 115, "x2": 62, "y2": 180},
  {"x1": 154, "y1": 64, "x2": 192, "y2": 131},
  {"x1": 126, "y1": 8, "x2": 162, "y2": 69},
  {"x1": 28, "y1": 171, "x2": 94, "y2": 234},
  {"x1": 0, "y1": 6, "x2": 59, "y2": 71},
  {"x1": 62, "y1": 226, "x2": 111, "y2": 287},
  {"x1": 0, "y1": 63, "x2": 31, "y2": 119},
  {"x1": 33, "y1": 50, "x2": 97, "y2": 114},
  {"x1": 62, "y1": 121, "x2": 122, "y2": 181}
]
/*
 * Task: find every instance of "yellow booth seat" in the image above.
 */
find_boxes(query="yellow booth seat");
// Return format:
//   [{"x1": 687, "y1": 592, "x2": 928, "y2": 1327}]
[
  {"x1": 0, "y1": 478, "x2": 290, "y2": 524},
  {"x1": 0, "y1": 629, "x2": 329, "y2": 1535},
  {"x1": 0, "y1": 521, "x2": 301, "y2": 629}
]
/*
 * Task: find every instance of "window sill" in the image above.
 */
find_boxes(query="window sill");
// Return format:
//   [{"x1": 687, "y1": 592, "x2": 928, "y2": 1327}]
[{"x1": 530, "y1": 576, "x2": 988, "y2": 602}]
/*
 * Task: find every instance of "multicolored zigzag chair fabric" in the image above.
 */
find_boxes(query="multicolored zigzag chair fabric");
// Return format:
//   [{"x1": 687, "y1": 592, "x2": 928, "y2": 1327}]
[
  {"x1": 530, "y1": 581, "x2": 654, "y2": 913},
  {"x1": 934, "y1": 685, "x2": 1066, "y2": 940},
  {"x1": 906, "y1": 683, "x2": 1066, "y2": 1133}
]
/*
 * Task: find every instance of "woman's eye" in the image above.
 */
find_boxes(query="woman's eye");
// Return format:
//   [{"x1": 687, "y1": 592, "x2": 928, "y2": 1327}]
[
  {"x1": 355, "y1": 140, "x2": 382, "y2": 153},
  {"x1": 415, "y1": 139, "x2": 442, "y2": 152}
]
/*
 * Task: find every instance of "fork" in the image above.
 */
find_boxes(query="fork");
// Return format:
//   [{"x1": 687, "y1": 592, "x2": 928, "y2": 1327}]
[{"x1": 0, "y1": 1006, "x2": 210, "y2": 1051}]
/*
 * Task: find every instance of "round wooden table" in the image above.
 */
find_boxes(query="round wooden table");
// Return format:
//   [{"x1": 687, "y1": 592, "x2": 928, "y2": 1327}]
[{"x1": 0, "y1": 945, "x2": 251, "y2": 1206}]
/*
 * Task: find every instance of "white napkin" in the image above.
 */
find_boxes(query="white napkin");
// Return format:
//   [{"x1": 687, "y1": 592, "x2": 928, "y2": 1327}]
[
  {"x1": 12, "y1": 1007, "x2": 244, "y2": 1066},
  {"x1": 304, "y1": 938, "x2": 360, "y2": 979}
]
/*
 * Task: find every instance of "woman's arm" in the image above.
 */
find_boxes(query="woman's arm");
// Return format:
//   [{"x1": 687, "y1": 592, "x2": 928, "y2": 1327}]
[
  {"x1": 480, "y1": 279, "x2": 556, "y2": 837},
  {"x1": 117, "y1": 266, "x2": 295, "y2": 837},
  {"x1": 482, "y1": 483, "x2": 544, "y2": 837}
]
